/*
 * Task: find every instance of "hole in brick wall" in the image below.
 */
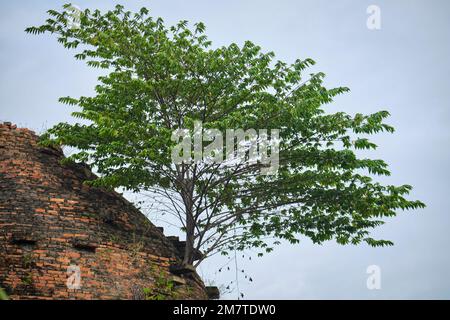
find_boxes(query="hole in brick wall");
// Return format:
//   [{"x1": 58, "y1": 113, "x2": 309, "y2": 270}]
[
  {"x1": 103, "y1": 217, "x2": 115, "y2": 225},
  {"x1": 39, "y1": 147, "x2": 62, "y2": 157},
  {"x1": 11, "y1": 239, "x2": 37, "y2": 246},
  {"x1": 72, "y1": 242, "x2": 97, "y2": 253},
  {"x1": 102, "y1": 216, "x2": 121, "y2": 230},
  {"x1": 169, "y1": 264, "x2": 196, "y2": 275}
]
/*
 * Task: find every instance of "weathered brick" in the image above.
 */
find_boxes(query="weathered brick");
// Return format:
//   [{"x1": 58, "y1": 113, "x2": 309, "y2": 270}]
[{"x1": 0, "y1": 122, "x2": 208, "y2": 300}]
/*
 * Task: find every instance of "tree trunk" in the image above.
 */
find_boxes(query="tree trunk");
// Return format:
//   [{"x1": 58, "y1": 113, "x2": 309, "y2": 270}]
[{"x1": 182, "y1": 199, "x2": 195, "y2": 266}]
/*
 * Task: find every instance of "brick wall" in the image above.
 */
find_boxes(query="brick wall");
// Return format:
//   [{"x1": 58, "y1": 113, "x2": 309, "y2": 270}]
[{"x1": 0, "y1": 122, "x2": 208, "y2": 300}]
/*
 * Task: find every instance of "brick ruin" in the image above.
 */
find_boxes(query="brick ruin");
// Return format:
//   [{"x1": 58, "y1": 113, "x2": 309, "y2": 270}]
[{"x1": 0, "y1": 122, "x2": 213, "y2": 300}]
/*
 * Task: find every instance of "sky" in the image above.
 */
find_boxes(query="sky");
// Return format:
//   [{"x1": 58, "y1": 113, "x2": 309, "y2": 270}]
[{"x1": 1, "y1": 0, "x2": 449, "y2": 299}]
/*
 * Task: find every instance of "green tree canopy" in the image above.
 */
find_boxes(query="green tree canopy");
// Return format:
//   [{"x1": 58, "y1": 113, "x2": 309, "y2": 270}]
[{"x1": 26, "y1": 4, "x2": 424, "y2": 266}]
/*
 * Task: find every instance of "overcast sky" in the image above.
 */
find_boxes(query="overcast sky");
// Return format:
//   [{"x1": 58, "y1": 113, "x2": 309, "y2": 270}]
[{"x1": 1, "y1": 0, "x2": 449, "y2": 299}]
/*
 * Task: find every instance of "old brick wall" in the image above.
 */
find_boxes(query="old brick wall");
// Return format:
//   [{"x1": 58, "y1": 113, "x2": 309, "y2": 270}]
[{"x1": 0, "y1": 122, "x2": 208, "y2": 300}]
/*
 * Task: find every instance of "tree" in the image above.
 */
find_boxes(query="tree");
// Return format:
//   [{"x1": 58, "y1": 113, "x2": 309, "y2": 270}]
[{"x1": 26, "y1": 4, "x2": 424, "y2": 267}]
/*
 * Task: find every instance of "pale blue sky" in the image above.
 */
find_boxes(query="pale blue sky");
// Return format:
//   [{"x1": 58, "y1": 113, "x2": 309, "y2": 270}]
[{"x1": 1, "y1": 0, "x2": 449, "y2": 299}]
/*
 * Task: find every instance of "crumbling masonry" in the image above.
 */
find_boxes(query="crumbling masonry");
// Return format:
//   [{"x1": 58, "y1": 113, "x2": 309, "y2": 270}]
[{"x1": 0, "y1": 122, "x2": 210, "y2": 299}]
